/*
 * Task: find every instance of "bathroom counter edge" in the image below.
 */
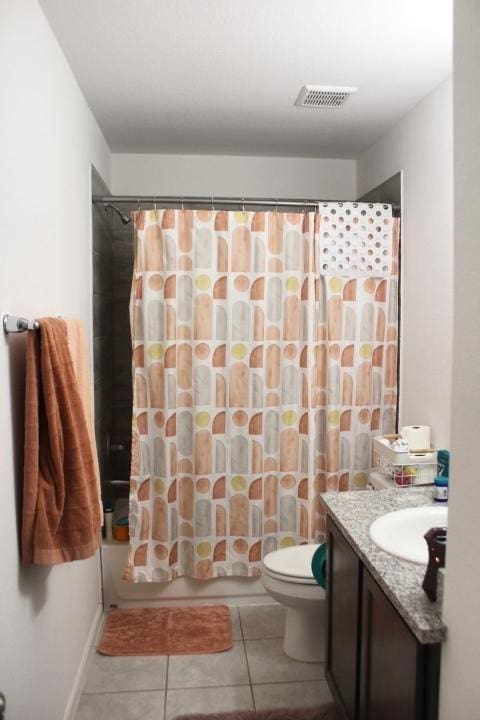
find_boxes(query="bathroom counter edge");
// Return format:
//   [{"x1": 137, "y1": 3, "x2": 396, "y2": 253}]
[{"x1": 320, "y1": 487, "x2": 447, "y2": 644}]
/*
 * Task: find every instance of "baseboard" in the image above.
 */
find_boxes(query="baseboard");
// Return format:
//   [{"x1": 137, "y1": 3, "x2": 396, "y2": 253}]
[{"x1": 62, "y1": 603, "x2": 104, "y2": 720}]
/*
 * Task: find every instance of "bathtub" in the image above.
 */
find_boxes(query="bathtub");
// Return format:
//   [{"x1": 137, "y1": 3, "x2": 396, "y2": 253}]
[{"x1": 101, "y1": 540, "x2": 269, "y2": 608}]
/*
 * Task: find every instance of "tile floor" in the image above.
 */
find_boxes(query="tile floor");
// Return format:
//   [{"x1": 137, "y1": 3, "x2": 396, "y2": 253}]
[{"x1": 75, "y1": 603, "x2": 332, "y2": 720}]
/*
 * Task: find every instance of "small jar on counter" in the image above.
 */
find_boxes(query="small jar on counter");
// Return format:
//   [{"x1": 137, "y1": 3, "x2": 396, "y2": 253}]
[{"x1": 433, "y1": 476, "x2": 449, "y2": 503}]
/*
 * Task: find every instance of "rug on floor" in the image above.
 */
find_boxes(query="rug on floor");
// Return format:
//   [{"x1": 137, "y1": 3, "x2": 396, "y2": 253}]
[
  {"x1": 174, "y1": 706, "x2": 343, "y2": 720},
  {"x1": 97, "y1": 605, "x2": 233, "y2": 656}
]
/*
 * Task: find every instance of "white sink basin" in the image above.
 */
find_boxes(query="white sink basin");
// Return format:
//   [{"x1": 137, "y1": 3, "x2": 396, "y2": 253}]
[{"x1": 369, "y1": 505, "x2": 448, "y2": 564}]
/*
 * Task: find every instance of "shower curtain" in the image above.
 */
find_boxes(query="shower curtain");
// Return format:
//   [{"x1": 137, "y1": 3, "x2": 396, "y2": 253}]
[{"x1": 125, "y1": 205, "x2": 399, "y2": 581}]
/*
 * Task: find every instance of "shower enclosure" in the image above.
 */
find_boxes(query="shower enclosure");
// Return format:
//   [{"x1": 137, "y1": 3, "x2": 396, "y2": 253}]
[
  {"x1": 92, "y1": 173, "x2": 134, "y2": 508},
  {"x1": 91, "y1": 169, "x2": 401, "y2": 606}
]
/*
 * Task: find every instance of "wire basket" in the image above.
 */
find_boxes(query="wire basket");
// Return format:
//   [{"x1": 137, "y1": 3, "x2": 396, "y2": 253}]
[{"x1": 373, "y1": 437, "x2": 437, "y2": 487}]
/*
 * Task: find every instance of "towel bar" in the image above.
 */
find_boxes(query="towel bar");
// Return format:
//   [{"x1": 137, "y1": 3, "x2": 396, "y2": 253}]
[{"x1": 3, "y1": 314, "x2": 40, "y2": 333}]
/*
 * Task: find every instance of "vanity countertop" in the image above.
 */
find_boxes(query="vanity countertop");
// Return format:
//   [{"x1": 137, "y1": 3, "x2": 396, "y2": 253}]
[{"x1": 321, "y1": 487, "x2": 447, "y2": 644}]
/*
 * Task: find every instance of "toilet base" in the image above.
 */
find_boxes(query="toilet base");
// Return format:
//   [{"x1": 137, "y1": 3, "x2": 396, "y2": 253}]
[{"x1": 283, "y1": 605, "x2": 325, "y2": 663}]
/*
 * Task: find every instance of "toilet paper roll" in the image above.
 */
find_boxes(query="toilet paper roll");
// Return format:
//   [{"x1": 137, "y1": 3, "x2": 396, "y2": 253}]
[{"x1": 401, "y1": 425, "x2": 431, "y2": 451}]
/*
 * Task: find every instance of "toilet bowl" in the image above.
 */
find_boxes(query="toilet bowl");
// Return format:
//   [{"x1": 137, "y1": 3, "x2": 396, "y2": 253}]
[{"x1": 261, "y1": 544, "x2": 325, "y2": 663}]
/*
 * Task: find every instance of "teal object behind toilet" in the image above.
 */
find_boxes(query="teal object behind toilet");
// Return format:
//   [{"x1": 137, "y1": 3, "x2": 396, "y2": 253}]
[{"x1": 311, "y1": 543, "x2": 327, "y2": 589}]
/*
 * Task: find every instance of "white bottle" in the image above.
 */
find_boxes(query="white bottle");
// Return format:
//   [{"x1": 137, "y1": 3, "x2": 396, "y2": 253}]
[{"x1": 104, "y1": 506, "x2": 113, "y2": 541}]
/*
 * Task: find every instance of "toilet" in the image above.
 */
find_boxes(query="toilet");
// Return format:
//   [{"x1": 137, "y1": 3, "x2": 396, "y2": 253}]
[{"x1": 261, "y1": 544, "x2": 326, "y2": 663}]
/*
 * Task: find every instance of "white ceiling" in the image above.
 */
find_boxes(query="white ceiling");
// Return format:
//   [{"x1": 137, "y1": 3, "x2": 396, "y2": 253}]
[{"x1": 40, "y1": 0, "x2": 452, "y2": 158}]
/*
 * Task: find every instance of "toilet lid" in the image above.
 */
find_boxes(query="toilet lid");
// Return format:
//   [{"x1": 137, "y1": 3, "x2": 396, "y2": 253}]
[{"x1": 263, "y1": 544, "x2": 320, "y2": 580}]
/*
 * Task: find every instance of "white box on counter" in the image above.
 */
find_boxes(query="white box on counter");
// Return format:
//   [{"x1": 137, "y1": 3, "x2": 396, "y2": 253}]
[{"x1": 372, "y1": 436, "x2": 437, "y2": 487}]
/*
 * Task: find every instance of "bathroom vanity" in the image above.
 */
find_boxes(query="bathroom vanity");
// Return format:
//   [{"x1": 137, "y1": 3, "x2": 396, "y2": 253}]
[{"x1": 321, "y1": 489, "x2": 446, "y2": 720}]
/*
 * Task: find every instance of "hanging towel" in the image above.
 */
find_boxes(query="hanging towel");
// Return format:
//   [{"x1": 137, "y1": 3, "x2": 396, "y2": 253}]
[
  {"x1": 22, "y1": 318, "x2": 101, "y2": 565},
  {"x1": 63, "y1": 317, "x2": 103, "y2": 523}
]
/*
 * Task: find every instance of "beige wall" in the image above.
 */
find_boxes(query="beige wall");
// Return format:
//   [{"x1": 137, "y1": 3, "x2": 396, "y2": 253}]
[
  {"x1": 439, "y1": 1, "x2": 480, "y2": 716},
  {"x1": 357, "y1": 79, "x2": 453, "y2": 448},
  {"x1": 0, "y1": 1, "x2": 111, "y2": 718},
  {"x1": 111, "y1": 153, "x2": 356, "y2": 200}
]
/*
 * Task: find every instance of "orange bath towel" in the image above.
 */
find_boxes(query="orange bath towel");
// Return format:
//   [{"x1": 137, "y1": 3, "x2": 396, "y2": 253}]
[
  {"x1": 22, "y1": 318, "x2": 102, "y2": 565},
  {"x1": 63, "y1": 317, "x2": 103, "y2": 522}
]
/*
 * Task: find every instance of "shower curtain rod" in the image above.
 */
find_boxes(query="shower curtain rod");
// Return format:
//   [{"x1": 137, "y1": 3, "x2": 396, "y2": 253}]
[{"x1": 93, "y1": 195, "x2": 400, "y2": 213}]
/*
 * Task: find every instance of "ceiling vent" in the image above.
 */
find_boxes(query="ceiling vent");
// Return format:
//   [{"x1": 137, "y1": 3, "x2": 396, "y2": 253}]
[{"x1": 295, "y1": 85, "x2": 357, "y2": 109}]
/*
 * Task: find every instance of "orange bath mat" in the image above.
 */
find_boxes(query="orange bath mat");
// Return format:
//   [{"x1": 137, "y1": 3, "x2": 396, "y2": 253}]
[{"x1": 97, "y1": 605, "x2": 233, "y2": 656}]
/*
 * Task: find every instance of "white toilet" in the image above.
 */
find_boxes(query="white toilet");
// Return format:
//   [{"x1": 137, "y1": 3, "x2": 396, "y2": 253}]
[{"x1": 261, "y1": 543, "x2": 326, "y2": 663}]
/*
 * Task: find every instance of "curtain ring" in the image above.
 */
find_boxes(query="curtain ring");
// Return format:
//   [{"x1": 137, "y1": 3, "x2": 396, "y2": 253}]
[
  {"x1": 303, "y1": 200, "x2": 308, "y2": 214},
  {"x1": 181, "y1": 197, "x2": 184, "y2": 210},
  {"x1": 136, "y1": 198, "x2": 141, "y2": 212},
  {"x1": 274, "y1": 198, "x2": 278, "y2": 213},
  {"x1": 153, "y1": 195, "x2": 157, "y2": 210},
  {"x1": 241, "y1": 198, "x2": 245, "y2": 213},
  {"x1": 211, "y1": 195, "x2": 215, "y2": 211}
]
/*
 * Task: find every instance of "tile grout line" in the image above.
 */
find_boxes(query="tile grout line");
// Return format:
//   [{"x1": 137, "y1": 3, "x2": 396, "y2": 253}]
[
  {"x1": 237, "y1": 606, "x2": 256, "y2": 711},
  {"x1": 164, "y1": 655, "x2": 170, "y2": 720},
  {"x1": 164, "y1": 676, "x2": 325, "y2": 691},
  {"x1": 81, "y1": 677, "x2": 325, "y2": 697},
  {"x1": 81, "y1": 683, "x2": 255, "y2": 697}
]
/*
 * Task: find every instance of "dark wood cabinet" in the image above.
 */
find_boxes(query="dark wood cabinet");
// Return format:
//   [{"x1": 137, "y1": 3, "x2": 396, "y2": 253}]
[
  {"x1": 325, "y1": 515, "x2": 440, "y2": 720},
  {"x1": 326, "y1": 516, "x2": 362, "y2": 719},
  {"x1": 360, "y1": 568, "x2": 440, "y2": 720}
]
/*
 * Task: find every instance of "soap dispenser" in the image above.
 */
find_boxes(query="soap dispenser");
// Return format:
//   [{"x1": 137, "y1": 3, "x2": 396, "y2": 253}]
[{"x1": 422, "y1": 527, "x2": 447, "y2": 601}]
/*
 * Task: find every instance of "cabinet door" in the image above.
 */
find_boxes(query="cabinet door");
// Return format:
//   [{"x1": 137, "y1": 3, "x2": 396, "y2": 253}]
[
  {"x1": 360, "y1": 569, "x2": 427, "y2": 720},
  {"x1": 326, "y1": 516, "x2": 362, "y2": 720}
]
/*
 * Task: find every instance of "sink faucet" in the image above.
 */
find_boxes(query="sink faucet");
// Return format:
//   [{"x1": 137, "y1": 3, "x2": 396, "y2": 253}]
[{"x1": 422, "y1": 527, "x2": 447, "y2": 601}]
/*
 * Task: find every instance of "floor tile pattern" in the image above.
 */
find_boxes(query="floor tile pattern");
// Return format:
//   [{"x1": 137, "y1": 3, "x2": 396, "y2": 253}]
[{"x1": 75, "y1": 603, "x2": 331, "y2": 720}]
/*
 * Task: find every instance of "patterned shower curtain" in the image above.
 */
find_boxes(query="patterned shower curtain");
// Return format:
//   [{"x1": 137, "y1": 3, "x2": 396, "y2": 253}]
[{"x1": 125, "y1": 205, "x2": 399, "y2": 582}]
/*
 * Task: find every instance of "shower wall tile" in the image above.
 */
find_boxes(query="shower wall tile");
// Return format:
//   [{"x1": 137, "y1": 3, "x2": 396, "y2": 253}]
[
  {"x1": 93, "y1": 336, "x2": 113, "y2": 386},
  {"x1": 92, "y1": 202, "x2": 111, "y2": 253},
  {"x1": 93, "y1": 292, "x2": 112, "y2": 339},
  {"x1": 95, "y1": 421, "x2": 109, "y2": 489},
  {"x1": 113, "y1": 298, "x2": 130, "y2": 338},
  {"x1": 112, "y1": 364, "x2": 132, "y2": 403},
  {"x1": 111, "y1": 206, "x2": 135, "y2": 483},
  {"x1": 91, "y1": 169, "x2": 113, "y2": 497},
  {"x1": 93, "y1": 250, "x2": 113, "y2": 296},
  {"x1": 113, "y1": 401, "x2": 133, "y2": 440},
  {"x1": 113, "y1": 241, "x2": 135, "y2": 281},
  {"x1": 94, "y1": 374, "x2": 111, "y2": 429}
]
